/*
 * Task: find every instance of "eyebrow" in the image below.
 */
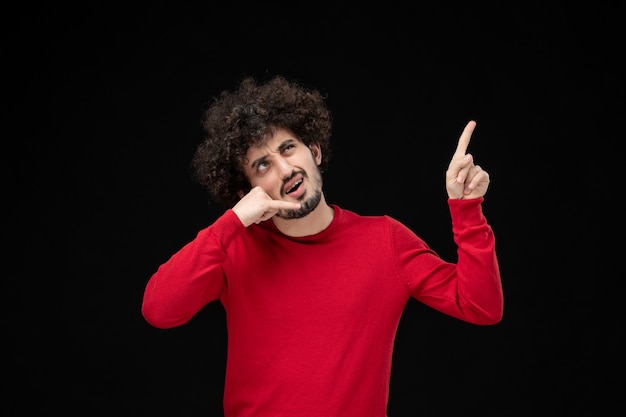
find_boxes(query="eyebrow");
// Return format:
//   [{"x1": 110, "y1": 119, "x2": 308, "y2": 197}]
[{"x1": 249, "y1": 138, "x2": 297, "y2": 169}]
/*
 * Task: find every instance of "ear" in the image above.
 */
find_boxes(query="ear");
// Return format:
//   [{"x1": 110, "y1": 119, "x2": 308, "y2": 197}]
[
  {"x1": 309, "y1": 143, "x2": 322, "y2": 165},
  {"x1": 237, "y1": 190, "x2": 245, "y2": 199}
]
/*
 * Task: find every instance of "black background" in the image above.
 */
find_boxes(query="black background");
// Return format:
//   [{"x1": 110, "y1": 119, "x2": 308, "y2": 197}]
[{"x1": 4, "y1": 2, "x2": 623, "y2": 416}]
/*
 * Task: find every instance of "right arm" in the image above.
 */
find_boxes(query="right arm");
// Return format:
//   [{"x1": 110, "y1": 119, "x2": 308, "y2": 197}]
[
  {"x1": 142, "y1": 187, "x2": 299, "y2": 329},
  {"x1": 141, "y1": 210, "x2": 244, "y2": 329}
]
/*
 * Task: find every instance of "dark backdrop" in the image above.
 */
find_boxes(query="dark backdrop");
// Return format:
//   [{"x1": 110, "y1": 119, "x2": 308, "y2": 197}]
[{"x1": 4, "y1": 2, "x2": 623, "y2": 416}]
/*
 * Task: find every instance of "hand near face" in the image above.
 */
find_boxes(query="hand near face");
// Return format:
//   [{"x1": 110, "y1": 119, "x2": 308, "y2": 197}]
[
  {"x1": 232, "y1": 186, "x2": 302, "y2": 227},
  {"x1": 445, "y1": 120, "x2": 490, "y2": 200}
]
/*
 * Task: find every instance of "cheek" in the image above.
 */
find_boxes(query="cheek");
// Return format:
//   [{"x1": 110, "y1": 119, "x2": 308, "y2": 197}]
[{"x1": 249, "y1": 176, "x2": 280, "y2": 196}]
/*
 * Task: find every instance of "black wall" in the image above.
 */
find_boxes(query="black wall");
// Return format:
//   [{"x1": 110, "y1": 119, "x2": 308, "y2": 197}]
[{"x1": 4, "y1": 2, "x2": 623, "y2": 416}]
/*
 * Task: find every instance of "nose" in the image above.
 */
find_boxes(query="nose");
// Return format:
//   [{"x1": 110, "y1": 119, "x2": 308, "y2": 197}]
[{"x1": 275, "y1": 156, "x2": 294, "y2": 179}]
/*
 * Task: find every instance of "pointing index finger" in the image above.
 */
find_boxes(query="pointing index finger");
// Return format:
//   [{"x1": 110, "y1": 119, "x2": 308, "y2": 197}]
[{"x1": 454, "y1": 120, "x2": 477, "y2": 156}]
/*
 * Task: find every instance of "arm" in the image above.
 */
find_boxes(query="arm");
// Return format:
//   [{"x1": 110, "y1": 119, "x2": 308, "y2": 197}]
[
  {"x1": 448, "y1": 197, "x2": 503, "y2": 324},
  {"x1": 445, "y1": 121, "x2": 503, "y2": 323},
  {"x1": 142, "y1": 188, "x2": 301, "y2": 329},
  {"x1": 401, "y1": 121, "x2": 503, "y2": 324},
  {"x1": 141, "y1": 210, "x2": 244, "y2": 329},
  {"x1": 396, "y1": 199, "x2": 503, "y2": 325}
]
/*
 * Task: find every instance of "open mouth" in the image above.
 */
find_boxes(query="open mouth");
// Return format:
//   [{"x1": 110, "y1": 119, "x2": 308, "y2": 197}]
[{"x1": 286, "y1": 179, "x2": 303, "y2": 194}]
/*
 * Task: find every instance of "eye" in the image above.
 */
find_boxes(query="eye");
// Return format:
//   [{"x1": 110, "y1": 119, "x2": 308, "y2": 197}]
[{"x1": 257, "y1": 161, "x2": 270, "y2": 173}]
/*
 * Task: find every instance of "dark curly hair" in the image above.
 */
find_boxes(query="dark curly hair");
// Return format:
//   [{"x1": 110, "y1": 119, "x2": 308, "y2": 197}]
[{"x1": 191, "y1": 75, "x2": 333, "y2": 208}]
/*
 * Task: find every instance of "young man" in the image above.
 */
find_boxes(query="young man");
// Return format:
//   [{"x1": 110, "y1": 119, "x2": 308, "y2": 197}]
[{"x1": 142, "y1": 75, "x2": 504, "y2": 417}]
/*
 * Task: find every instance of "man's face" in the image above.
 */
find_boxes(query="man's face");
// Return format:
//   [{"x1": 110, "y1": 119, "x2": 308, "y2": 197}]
[{"x1": 243, "y1": 128, "x2": 323, "y2": 219}]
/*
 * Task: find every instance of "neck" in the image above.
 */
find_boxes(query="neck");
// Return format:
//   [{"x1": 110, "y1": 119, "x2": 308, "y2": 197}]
[{"x1": 272, "y1": 194, "x2": 334, "y2": 237}]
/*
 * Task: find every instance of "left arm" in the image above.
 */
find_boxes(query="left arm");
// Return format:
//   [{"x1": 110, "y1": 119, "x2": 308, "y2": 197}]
[{"x1": 401, "y1": 120, "x2": 503, "y2": 324}]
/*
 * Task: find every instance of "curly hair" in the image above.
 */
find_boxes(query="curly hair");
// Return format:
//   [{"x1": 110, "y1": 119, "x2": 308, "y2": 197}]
[{"x1": 191, "y1": 75, "x2": 333, "y2": 208}]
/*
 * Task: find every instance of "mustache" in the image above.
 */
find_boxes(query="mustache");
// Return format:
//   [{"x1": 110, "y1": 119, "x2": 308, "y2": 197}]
[{"x1": 282, "y1": 170, "x2": 307, "y2": 188}]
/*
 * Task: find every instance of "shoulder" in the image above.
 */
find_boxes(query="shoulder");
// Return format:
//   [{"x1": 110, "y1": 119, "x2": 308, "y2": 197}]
[{"x1": 332, "y1": 204, "x2": 407, "y2": 231}]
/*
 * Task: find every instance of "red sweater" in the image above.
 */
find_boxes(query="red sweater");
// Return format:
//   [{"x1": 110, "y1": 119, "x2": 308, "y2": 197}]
[{"x1": 142, "y1": 199, "x2": 503, "y2": 417}]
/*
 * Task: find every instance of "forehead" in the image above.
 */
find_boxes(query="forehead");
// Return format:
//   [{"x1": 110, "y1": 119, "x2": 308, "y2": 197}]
[{"x1": 246, "y1": 128, "x2": 299, "y2": 156}]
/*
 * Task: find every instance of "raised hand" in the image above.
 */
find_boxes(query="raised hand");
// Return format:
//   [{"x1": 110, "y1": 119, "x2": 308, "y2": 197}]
[
  {"x1": 232, "y1": 186, "x2": 302, "y2": 227},
  {"x1": 445, "y1": 120, "x2": 490, "y2": 200}
]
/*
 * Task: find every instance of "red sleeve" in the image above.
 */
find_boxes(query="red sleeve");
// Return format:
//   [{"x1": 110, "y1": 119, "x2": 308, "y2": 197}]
[
  {"x1": 141, "y1": 209, "x2": 245, "y2": 329},
  {"x1": 396, "y1": 198, "x2": 504, "y2": 325}
]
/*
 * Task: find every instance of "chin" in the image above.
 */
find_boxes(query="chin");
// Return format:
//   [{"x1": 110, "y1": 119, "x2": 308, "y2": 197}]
[{"x1": 279, "y1": 190, "x2": 322, "y2": 220}]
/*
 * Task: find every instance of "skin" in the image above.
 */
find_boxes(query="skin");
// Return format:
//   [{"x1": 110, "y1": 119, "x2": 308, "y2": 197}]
[
  {"x1": 233, "y1": 128, "x2": 331, "y2": 237},
  {"x1": 445, "y1": 120, "x2": 490, "y2": 199},
  {"x1": 233, "y1": 120, "x2": 488, "y2": 237}
]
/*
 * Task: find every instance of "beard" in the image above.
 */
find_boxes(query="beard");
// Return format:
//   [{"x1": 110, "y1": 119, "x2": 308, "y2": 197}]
[
  {"x1": 278, "y1": 189, "x2": 322, "y2": 219},
  {"x1": 276, "y1": 167, "x2": 323, "y2": 220}
]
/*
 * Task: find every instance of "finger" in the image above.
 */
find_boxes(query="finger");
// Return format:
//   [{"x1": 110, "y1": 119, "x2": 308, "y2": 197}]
[
  {"x1": 267, "y1": 200, "x2": 302, "y2": 211},
  {"x1": 255, "y1": 201, "x2": 302, "y2": 224},
  {"x1": 464, "y1": 165, "x2": 489, "y2": 194},
  {"x1": 453, "y1": 120, "x2": 476, "y2": 157},
  {"x1": 464, "y1": 164, "x2": 481, "y2": 192},
  {"x1": 455, "y1": 153, "x2": 473, "y2": 184}
]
